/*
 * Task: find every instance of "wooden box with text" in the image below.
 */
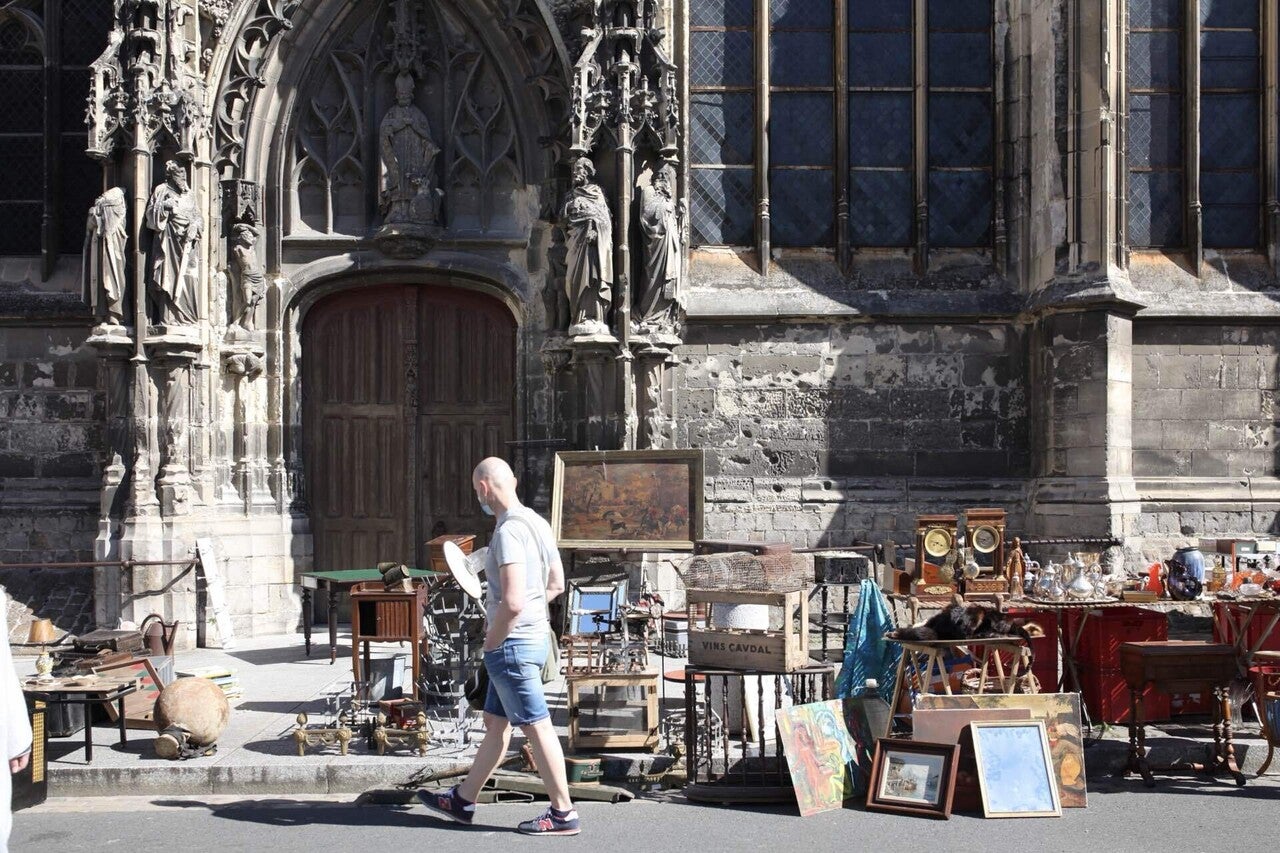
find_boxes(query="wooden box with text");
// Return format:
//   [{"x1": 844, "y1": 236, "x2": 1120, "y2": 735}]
[{"x1": 686, "y1": 588, "x2": 810, "y2": 672}]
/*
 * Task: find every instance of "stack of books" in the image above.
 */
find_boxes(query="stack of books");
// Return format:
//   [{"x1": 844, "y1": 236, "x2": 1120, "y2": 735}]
[{"x1": 178, "y1": 665, "x2": 243, "y2": 701}]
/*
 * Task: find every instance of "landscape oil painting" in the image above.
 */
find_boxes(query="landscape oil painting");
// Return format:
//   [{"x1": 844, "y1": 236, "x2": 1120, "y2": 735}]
[
  {"x1": 552, "y1": 450, "x2": 703, "y2": 549},
  {"x1": 914, "y1": 692, "x2": 1086, "y2": 807}
]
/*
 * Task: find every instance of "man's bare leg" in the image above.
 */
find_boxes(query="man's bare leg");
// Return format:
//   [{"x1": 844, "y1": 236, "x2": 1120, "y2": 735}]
[
  {"x1": 521, "y1": 716, "x2": 573, "y2": 811},
  {"x1": 457, "y1": 712, "x2": 511, "y2": 803}
]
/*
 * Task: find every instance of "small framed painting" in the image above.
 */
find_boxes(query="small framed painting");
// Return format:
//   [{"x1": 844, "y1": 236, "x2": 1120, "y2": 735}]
[
  {"x1": 865, "y1": 738, "x2": 960, "y2": 819},
  {"x1": 551, "y1": 450, "x2": 704, "y2": 551},
  {"x1": 969, "y1": 720, "x2": 1062, "y2": 818}
]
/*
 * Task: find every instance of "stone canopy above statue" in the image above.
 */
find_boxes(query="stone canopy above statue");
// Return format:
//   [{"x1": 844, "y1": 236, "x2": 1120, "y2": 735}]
[{"x1": 287, "y1": 0, "x2": 529, "y2": 248}]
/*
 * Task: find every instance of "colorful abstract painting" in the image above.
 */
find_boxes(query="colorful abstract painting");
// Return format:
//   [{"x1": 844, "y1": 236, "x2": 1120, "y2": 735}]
[
  {"x1": 914, "y1": 692, "x2": 1087, "y2": 808},
  {"x1": 776, "y1": 700, "x2": 859, "y2": 817}
]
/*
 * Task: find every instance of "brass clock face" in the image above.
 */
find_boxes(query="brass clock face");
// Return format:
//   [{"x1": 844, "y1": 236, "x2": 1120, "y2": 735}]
[
  {"x1": 972, "y1": 525, "x2": 1000, "y2": 554},
  {"x1": 923, "y1": 527, "x2": 953, "y2": 559}
]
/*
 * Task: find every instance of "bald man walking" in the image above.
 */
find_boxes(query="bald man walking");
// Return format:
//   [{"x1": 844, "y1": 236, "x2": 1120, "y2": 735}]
[{"x1": 418, "y1": 457, "x2": 579, "y2": 835}]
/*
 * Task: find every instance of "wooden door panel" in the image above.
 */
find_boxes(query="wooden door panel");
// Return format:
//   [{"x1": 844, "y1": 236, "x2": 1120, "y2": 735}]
[
  {"x1": 417, "y1": 290, "x2": 515, "y2": 548},
  {"x1": 304, "y1": 287, "x2": 412, "y2": 576}
]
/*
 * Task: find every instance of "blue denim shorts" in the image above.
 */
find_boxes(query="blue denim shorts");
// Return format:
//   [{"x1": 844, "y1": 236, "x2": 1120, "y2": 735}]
[{"x1": 483, "y1": 636, "x2": 550, "y2": 726}]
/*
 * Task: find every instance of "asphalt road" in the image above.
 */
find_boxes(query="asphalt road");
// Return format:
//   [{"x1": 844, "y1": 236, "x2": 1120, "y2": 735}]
[{"x1": 11, "y1": 777, "x2": 1280, "y2": 853}]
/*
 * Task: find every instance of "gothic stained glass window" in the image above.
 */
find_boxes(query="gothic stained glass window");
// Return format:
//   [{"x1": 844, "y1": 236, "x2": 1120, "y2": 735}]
[
  {"x1": 1128, "y1": 0, "x2": 1185, "y2": 247},
  {"x1": 769, "y1": 0, "x2": 834, "y2": 248},
  {"x1": 60, "y1": 0, "x2": 112, "y2": 253},
  {"x1": 690, "y1": 0, "x2": 1000, "y2": 256},
  {"x1": 0, "y1": 5, "x2": 44, "y2": 255},
  {"x1": 848, "y1": 0, "x2": 913, "y2": 247},
  {"x1": 1199, "y1": 0, "x2": 1260, "y2": 248},
  {"x1": 690, "y1": 0, "x2": 756, "y2": 246},
  {"x1": 926, "y1": 0, "x2": 993, "y2": 248}
]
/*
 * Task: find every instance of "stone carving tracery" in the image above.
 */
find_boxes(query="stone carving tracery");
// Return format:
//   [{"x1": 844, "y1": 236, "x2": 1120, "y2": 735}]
[{"x1": 290, "y1": 0, "x2": 525, "y2": 244}]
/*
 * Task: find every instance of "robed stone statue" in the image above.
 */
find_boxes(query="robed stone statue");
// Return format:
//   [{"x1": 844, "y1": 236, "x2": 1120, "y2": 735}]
[
  {"x1": 83, "y1": 187, "x2": 128, "y2": 326},
  {"x1": 379, "y1": 71, "x2": 441, "y2": 227},
  {"x1": 637, "y1": 162, "x2": 684, "y2": 331},
  {"x1": 145, "y1": 161, "x2": 204, "y2": 326},
  {"x1": 561, "y1": 157, "x2": 613, "y2": 336}
]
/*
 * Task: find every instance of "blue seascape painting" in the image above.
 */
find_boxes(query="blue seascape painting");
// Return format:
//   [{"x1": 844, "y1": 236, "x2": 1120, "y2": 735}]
[{"x1": 972, "y1": 722, "x2": 1059, "y2": 816}]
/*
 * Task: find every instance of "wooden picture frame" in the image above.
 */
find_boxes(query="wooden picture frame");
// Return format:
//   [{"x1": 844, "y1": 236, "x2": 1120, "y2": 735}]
[
  {"x1": 969, "y1": 720, "x2": 1062, "y2": 818},
  {"x1": 865, "y1": 738, "x2": 959, "y2": 819},
  {"x1": 551, "y1": 450, "x2": 704, "y2": 551},
  {"x1": 92, "y1": 658, "x2": 162, "y2": 730}
]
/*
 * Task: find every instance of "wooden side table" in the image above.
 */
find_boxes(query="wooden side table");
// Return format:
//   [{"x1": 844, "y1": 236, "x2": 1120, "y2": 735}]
[
  {"x1": 22, "y1": 677, "x2": 137, "y2": 765},
  {"x1": 350, "y1": 582, "x2": 428, "y2": 700},
  {"x1": 1117, "y1": 641, "x2": 1245, "y2": 787}
]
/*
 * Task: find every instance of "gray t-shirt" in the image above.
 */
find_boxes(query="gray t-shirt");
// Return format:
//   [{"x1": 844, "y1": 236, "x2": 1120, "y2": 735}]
[{"x1": 485, "y1": 505, "x2": 560, "y2": 642}]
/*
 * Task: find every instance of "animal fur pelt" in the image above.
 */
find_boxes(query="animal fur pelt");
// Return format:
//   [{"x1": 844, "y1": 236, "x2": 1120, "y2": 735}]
[{"x1": 890, "y1": 604, "x2": 1045, "y2": 663}]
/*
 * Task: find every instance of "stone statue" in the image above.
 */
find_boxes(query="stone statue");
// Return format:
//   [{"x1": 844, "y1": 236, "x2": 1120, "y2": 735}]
[
  {"x1": 637, "y1": 162, "x2": 684, "y2": 331},
  {"x1": 229, "y1": 224, "x2": 266, "y2": 331},
  {"x1": 560, "y1": 157, "x2": 613, "y2": 336},
  {"x1": 82, "y1": 187, "x2": 128, "y2": 326},
  {"x1": 145, "y1": 160, "x2": 204, "y2": 326},
  {"x1": 379, "y1": 71, "x2": 441, "y2": 227}
]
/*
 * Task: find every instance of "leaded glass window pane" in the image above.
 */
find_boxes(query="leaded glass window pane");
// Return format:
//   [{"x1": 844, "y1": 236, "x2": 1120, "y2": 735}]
[
  {"x1": 772, "y1": 170, "x2": 834, "y2": 246},
  {"x1": 690, "y1": 30, "x2": 755, "y2": 88},
  {"x1": 691, "y1": 93, "x2": 755, "y2": 166},
  {"x1": 690, "y1": 6, "x2": 756, "y2": 248},
  {"x1": 1200, "y1": 0, "x2": 1260, "y2": 248},
  {"x1": 1127, "y1": 0, "x2": 1184, "y2": 248},
  {"x1": 691, "y1": 168, "x2": 755, "y2": 246}
]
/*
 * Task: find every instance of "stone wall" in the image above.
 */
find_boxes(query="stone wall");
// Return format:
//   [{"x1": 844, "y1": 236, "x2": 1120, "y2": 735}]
[
  {"x1": 1132, "y1": 323, "x2": 1277, "y2": 480},
  {"x1": 0, "y1": 319, "x2": 104, "y2": 640},
  {"x1": 675, "y1": 322, "x2": 1030, "y2": 546}
]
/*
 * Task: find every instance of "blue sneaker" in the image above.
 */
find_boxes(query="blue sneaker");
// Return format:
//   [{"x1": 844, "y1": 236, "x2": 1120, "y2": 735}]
[
  {"x1": 517, "y1": 806, "x2": 580, "y2": 836},
  {"x1": 416, "y1": 785, "x2": 475, "y2": 825}
]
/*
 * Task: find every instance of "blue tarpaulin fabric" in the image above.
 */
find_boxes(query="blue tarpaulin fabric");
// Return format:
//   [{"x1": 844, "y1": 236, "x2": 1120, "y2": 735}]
[{"x1": 835, "y1": 579, "x2": 900, "y2": 704}]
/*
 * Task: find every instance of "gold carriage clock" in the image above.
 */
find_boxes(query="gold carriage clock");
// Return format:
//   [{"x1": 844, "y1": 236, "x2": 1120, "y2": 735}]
[
  {"x1": 913, "y1": 514, "x2": 959, "y2": 599},
  {"x1": 962, "y1": 507, "x2": 1008, "y2": 596}
]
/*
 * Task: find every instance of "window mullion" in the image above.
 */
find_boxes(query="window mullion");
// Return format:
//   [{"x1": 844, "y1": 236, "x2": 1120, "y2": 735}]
[
  {"x1": 1185, "y1": 0, "x2": 1202, "y2": 274},
  {"x1": 913, "y1": 0, "x2": 928, "y2": 274},
  {"x1": 834, "y1": 0, "x2": 849, "y2": 272},
  {"x1": 755, "y1": 0, "x2": 770, "y2": 274},
  {"x1": 1266, "y1": 0, "x2": 1279, "y2": 271},
  {"x1": 993, "y1": 6, "x2": 1006, "y2": 275},
  {"x1": 41, "y1": 0, "x2": 60, "y2": 281}
]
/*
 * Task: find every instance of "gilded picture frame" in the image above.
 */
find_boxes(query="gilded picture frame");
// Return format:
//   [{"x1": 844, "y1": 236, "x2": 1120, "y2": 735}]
[
  {"x1": 551, "y1": 450, "x2": 704, "y2": 551},
  {"x1": 969, "y1": 720, "x2": 1062, "y2": 818}
]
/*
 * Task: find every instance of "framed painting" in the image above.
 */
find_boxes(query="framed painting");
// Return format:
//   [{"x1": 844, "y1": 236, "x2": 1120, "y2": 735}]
[
  {"x1": 969, "y1": 720, "x2": 1062, "y2": 818},
  {"x1": 93, "y1": 657, "x2": 163, "y2": 730},
  {"x1": 551, "y1": 450, "x2": 704, "y2": 550},
  {"x1": 914, "y1": 692, "x2": 1087, "y2": 807},
  {"x1": 865, "y1": 738, "x2": 959, "y2": 819},
  {"x1": 776, "y1": 700, "x2": 859, "y2": 817}
]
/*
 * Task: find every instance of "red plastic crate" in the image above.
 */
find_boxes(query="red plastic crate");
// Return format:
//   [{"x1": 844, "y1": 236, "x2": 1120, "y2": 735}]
[
  {"x1": 1083, "y1": 667, "x2": 1171, "y2": 723},
  {"x1": 1214, "y1": 602, "x2": 1280, "y2": 652},
  {"x1": 1002, "y1": 607, "x2": 1060, "y2": 692},
  {"x1": 1067, "y1": 608, "x2": 1169, "y2": 724}
]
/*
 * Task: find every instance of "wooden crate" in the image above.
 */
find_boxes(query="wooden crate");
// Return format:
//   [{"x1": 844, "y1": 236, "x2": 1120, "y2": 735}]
[
  {"x1": 566, "y1": 671, "x2": 659, "y2": 750},
  {"x1": 686, "y1": 588, "x2": 810, "y2": 672}
]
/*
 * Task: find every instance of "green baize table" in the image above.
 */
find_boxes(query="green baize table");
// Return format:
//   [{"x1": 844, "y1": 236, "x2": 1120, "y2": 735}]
[{"x1": 300, "y1": 567, "x2": 443, "y2": 662}]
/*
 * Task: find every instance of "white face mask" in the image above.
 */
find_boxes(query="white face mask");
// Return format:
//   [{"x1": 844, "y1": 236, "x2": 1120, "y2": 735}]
[{"x1": 478, "y1": 495, "x2": 495, "y2": 516}]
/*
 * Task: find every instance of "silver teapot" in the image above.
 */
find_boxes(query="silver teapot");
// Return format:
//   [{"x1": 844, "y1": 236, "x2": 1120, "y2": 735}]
[{"x1": 1035, "y1": 562, "x2": 1065, "y2": 601}]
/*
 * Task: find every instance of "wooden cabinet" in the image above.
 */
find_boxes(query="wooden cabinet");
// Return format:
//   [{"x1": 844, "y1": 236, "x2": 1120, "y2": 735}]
[{"x1": 350, "y1": 582, "x2": 427, "y2": 700}]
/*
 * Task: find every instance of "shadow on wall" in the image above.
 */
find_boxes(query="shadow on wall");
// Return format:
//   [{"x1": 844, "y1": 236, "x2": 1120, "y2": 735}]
[{"x1": 816, "y1": 322, "x2": 1032, "y2": 548}]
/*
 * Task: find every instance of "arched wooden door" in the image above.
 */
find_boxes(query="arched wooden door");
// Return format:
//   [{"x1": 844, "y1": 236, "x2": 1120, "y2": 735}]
[{"x1": 303, "y1": 284, "x2": 516, "y2": 586}]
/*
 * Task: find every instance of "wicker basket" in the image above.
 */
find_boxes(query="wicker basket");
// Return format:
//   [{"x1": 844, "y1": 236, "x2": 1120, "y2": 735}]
[{"x1": 676, "y1": 551, "x2": 812, "y2": 593}]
